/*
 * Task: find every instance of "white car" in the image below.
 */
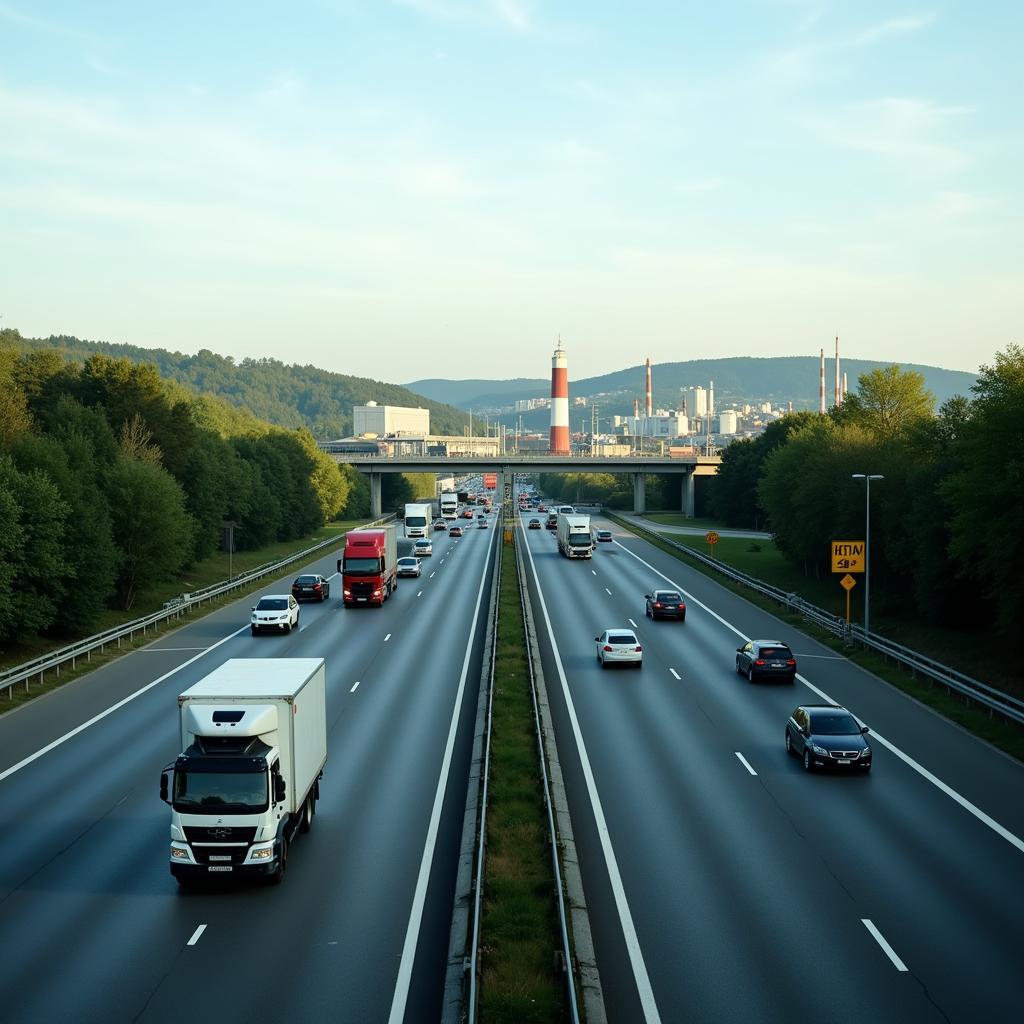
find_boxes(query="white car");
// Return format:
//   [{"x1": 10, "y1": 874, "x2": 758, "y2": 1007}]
[
  {"x1": 414, "y1": 539, "x2": 433, "y2": 557},
  {"x1": 595, "y1": 628, "x2": 643, "y2": 668},
  {"x1": 397, "y1": 556, "x2": 422, "y2": 577},
  {"x1": 251, "y1": 594, "x2": 300, "y2": 635}
]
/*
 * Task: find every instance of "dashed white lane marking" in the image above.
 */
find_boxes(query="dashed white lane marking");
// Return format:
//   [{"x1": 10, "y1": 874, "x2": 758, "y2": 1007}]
[
  {"x1": 417, "y1": 591, "x2": 423, "y2": 598},
  {"x1": 592, "y1": 570, "x2": 597, "y2": 576},
  {"x1": 669, "y1": 668, "x2": 681, "y2": 680},
  {"x1": 0, "y1": 623, "x2": 250, "y2": 785},
  {"x1": 350, "y1": 681, "x2": 360, "y2": 693},
  {"x1": 862, "y1": 920, "x2": 908, "y2": 971},
  {"x1": 605, "y1": 588, "x2": 612, "y2": 596},
  {"x1": 440, "y1": 558, "x2": 445, "y2": 564},
  {"x1": 299, "y1": 624, "x2": 307, "y2": 632},
  {"x1": 735, "y1": 752, "x2": 757, "y2": 776},
  {"x1": 187, "y1": 924, "x2": 207, "y2": 946},
  {"x1": 628, "y1": 618, "x2": 639, "y2": 629},
  {"x1": 430, "y1": 572, "x2": 436, "y2": 579},
  {"x1": 612, "y1": 538, "x2": 1024, "y2": 857},
  {"x1": 384, "y1": 633, "x2": 392, "y2": 642}
]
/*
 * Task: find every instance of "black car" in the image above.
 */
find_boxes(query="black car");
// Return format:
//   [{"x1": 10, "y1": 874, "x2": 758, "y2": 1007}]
[
  {"x1": 528, "y1": 518, "x2": 541, "y2": 530},
  {"x1": 291, "y1": 574, "x2": 330, "y2": 602},
  {"x1": 645, "y1": 590, "x2": 686, "y2": 620},
  {"x1": 736, "y1": 639, "x2": 796, "y2": 682},
  {"x1": 786, "y1": 704, "x2": 872, "y2": 772}
]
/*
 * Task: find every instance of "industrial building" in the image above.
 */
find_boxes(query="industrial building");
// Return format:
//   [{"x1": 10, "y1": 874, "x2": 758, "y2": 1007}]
[{"x1": 353, "y1": 402, "x2": 430, "y2": 437}]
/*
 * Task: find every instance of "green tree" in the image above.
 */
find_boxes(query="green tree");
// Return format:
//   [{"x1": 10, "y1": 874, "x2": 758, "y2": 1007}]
[{"x1": 835, "y1": 365, "x2": 935, "y2": 441}]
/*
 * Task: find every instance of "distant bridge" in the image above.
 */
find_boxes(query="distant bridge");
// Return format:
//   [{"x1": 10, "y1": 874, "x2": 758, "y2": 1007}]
[{"x1": 321, "y1": 452, "x2": 722, "y2": 517}]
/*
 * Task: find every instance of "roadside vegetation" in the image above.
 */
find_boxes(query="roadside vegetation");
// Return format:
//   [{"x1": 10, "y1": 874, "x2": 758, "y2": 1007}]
[{"x1": 480, "y1": 533, "x2": 564, "y2": 1022}]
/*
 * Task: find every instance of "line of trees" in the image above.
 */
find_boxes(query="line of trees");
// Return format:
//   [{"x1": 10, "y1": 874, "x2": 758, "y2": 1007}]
[
  {"x1": 0, "y1": 334, "x2": 367, "y2": 642},
  {"x1": 708, "y1": 348, "x2": 1023, "y2": 633}
]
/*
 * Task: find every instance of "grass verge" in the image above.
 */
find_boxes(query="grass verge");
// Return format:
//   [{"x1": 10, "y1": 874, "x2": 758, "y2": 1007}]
[
  {"x1": 608, "y1": 513, "x2": 1024, "y2": 763},
  {"x1": 0, "y1": 519, "x2": 363, "y2": 712},
  {"x1": 480, "y1": 534, "x2": 565, "y2": 1022}
]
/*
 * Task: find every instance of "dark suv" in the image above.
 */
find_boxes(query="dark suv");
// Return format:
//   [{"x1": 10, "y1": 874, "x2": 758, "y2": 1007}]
[
  {"x1": 736, "y1": 639, "x2": 796, "y2": 683},
  {"x1": 786, "y1": 704, "x2": 872, "y2": 772}
]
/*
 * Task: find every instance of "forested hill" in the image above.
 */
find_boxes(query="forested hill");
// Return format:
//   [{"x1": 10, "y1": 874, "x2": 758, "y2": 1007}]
[{"x1": 13, "y1": 333, "x2": 470, "y2": 438}]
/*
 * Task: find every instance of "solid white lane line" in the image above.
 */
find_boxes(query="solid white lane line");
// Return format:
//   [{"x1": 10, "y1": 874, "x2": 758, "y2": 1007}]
[
  {"x1": 862, "y1": 919, "x2": 908, "y2": 971},
  {"x1": 350, "y1": 681, "x2": 360, "y2": 693},
  {"x1": 669, "y1": 668, "x2": 681, "y2": 681},
  {"x1": 417, "y1": 590, "x2": 423, "y2": 598},
  {"x1": 521, "y1": 521, "x2": 662, "y2": 1023},
  {"x1": 187, "y1": 924, "x2": 207, "y2": 947},
  {"x1": 735, "y1": 752, "x2": 757, "y2": 776},
  {"x1": 384, "y1": 633, "x2": 392, "y2": 642},
  {"x1": 605, "y1": 588, "x2": 612, "y2": 596},
  {"x1": 612, "y1": 538, "x2": 1024, "y2": 857},
  {"x1": 388, "y1": 524, "x2": 499, "y2": 1024},
  {"x1": 137, "y1": 647, "x2": 208, "y2": 653},
  {"x1": 0, "y1": 624, "x2": 250, "y2": 785},
  {"x1": 299, "y1": 625, "x2": 307, "y2": 632},
  {"x1": 628, "y1": 618, "x2": 639, "y2": 629}
]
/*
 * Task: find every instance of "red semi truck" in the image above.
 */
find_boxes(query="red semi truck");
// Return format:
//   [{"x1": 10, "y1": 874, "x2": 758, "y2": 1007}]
[{"x1": 337, "y1": 525, "x2": 398, "y2": 606}]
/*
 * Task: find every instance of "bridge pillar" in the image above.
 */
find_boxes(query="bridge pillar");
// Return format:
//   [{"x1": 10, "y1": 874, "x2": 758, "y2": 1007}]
[
  {"x1": 632, "y1": 472, "x2": 646, "y2": 515},
  {"x1": 681, "y1": 469, "x2": 695, "y2": 518},
  {"x1": 369, "y1": 472, "x2": 382, "y2": 519}
]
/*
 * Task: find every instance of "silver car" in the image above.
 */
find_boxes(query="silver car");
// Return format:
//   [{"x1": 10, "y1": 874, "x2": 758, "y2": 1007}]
[
  {"x1": 397, "y1": 556, "x2": 421, "y2": 578},
  {"x1": 595, "y1": 628, "x2": 643, "y2": 668}
]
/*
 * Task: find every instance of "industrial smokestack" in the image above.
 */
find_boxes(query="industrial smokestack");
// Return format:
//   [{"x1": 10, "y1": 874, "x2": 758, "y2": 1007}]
[
  {"x1": 709, "y1": 380, "x2": 714, "y2": 418},
  {"x1": 842, "y1": 371, "x2": 848, "y2": 403},
  {"x1": 644, "y1": 358, "x2": 653, "y2": 417},
  {"x1": 834, "y1": 336, "x2": 841, "y2": 407},
  {"x1": 788, "y1": 401, "x2": 793, "y2": 414},
  {"x1": 819, "y1": 348, "x2": 826, "y2": 414},
  {"x1": 549, "y1": 342, "x2": 569, "y2": 454},
  {"x1": 633, "y1": 398, "x2": 639, "y2": 418}
]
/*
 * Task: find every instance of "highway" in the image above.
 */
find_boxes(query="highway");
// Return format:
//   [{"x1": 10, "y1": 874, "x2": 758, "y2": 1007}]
[
  {"x1": 518, "y1": 508, "x2": 1024, "y2": 1023},
  {"x1": 0, "y1": 520, "x2": 498, "y2": 1024}
]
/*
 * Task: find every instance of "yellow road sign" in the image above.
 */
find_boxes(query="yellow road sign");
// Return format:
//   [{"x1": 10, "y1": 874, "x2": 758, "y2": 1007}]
[
  {"x1": 706, "y1": 531, "x2": 720, "y2": 545},
  {"x1": 840, "y1": 573, "x2": 857, "y2": 591},
  {"x1": 832, "y1": 540, "x2": 865, "y2": 573}
]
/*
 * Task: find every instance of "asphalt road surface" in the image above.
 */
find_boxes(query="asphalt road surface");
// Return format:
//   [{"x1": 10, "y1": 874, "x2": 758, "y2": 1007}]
[
  {"x1": 519, "y1": 508, "x2": 1024, "y2": 1024},
  {"x1": 0, "y1": 522, "x2": 497, "y2": 1024}
]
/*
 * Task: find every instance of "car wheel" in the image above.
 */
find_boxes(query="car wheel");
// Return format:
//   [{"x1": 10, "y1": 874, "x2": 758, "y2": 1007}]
[
  {"x1": 803, "y1": 749, "x2": 813, "y2": 773},
  {"x1": 785, "y1": 730, "x2": 793, "y2": 756},
  {"x1": 251, "y1": 627, "x2": 258, "y2": 636},
  {"x1": 747, "y1": 666, "x2": 755, "y2": 684},
  {"x1": 645, "y1": 605, "x2": 651, "y2": 618},
  {"x1": 680, "y1": 612, "x2": 686, "y2": 623},
  {"x1": 736, "y1": 658, "x2": 743, "y2": 675}
]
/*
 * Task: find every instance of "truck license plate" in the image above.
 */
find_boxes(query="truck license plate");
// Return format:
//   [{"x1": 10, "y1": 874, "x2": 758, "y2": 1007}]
[
  {"x1": 208, "y1": 865, "x2": 233, "y2": 872},
  {"x1": 209, "y1": 855, "x2": 232, "y2": 861}
]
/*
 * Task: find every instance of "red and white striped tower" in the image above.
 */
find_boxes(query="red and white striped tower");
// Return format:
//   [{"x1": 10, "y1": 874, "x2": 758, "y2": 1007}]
[
  {"x1": 644, "y1": 358, "x2": 653, "y2": 417},
  {"x1": 549, "y1": 341, "x2": 569, "y2": 454},
  {"x1": 819, "y1": 348, "x2": 826, "y2": 413},
  {"x1": 834, "y1": 336, "x2": 841, "y2": 407},
  {"x1": 633, "y1": 398, "x2": 640, "y2": 418}
]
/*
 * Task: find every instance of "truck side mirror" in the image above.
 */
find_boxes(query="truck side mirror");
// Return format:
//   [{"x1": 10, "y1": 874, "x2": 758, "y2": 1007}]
[
  {"x1": 160, "y1": 772, "x2": 169, "y2": 804},
  {"x1": 337, "y1": 559, "x2": 342, "y2": 574},
  {"x1": 273, "y1": 775, "x2": 287, "y2": 804}
]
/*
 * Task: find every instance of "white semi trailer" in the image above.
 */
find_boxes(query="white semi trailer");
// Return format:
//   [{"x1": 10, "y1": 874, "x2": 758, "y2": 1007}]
[
  {"x1": 557, "y1": 513, "x2": 593, "y2": 559},
  {"x1": 161, "y1": 658, "x2": 327, "y2": 887}
]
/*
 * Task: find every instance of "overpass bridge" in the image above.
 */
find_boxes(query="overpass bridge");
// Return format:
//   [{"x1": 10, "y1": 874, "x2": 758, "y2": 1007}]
[{"x1": 321, "y1": 452, "x2": 722, "y2": 518}]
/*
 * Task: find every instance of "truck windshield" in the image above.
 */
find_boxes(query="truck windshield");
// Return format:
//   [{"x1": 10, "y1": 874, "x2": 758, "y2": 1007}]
[
  {"x1": 569, "y1": 534, "x2": 592, "y2": 546},
  {"x1": 406, "y1": 516, "x2": 427, "y2": 527},
  {"x1": 173, "y1": 770, "x2": 268, "y2": 814},
  {"x1": 344, "y1": 557, "x2": 381, "y2": 574}
]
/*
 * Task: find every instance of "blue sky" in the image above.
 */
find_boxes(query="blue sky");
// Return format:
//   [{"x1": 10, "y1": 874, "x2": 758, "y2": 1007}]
[{"x1": 1, "y1": 1, "x2": 1020, "y2": 379}]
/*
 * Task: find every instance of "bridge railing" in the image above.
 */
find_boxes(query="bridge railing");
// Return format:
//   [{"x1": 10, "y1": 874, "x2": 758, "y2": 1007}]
[
  {"x1": 1, "y1": 514, "x2": 395, "y2": 701},
  {"x1": 612, "y1": 514, "x2": 1024, "y2": 727}
]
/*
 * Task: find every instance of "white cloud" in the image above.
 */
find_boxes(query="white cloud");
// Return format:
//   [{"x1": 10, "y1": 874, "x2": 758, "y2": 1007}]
[{"x1": 854, "y1": 13, "x2": 936, "y2": 46}]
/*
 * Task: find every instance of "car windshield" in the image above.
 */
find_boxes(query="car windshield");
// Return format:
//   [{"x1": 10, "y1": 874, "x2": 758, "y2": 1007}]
[
  {"x1": 760, "y1": 647, "x2": 792, "y2": 658},
  {"x1": 598, "y1": 531, "x2": 611, "y2": 538},
  {"x1": 609, "y1": 634, "x2": 636, "y2": 645},
  {"x1": 296, "y1": 576, "x2": 318, "y2": 585},
  {"x1": 655, "y1": 592, "x2": 681, "y2": 602},
  {"x1": 173, "y1": 769, "x2": 268, "y2": 814},
  {"x1": 256, "y1": 598, "x2": 287, "y2": 610},
  {"x1": 810, "y1": 714, "x2": 861, "y2": 735},
  {"x1": 344, "y1": 557, "x2": 380, "y2": 574},
  {"x1": 398, "y1": 558, "x2": 417, "y2": 567}
]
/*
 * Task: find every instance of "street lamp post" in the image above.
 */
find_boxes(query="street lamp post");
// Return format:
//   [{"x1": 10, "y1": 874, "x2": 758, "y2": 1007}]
[{"x1": 851, "y1": 474, "x2": 884, "y2": 633}]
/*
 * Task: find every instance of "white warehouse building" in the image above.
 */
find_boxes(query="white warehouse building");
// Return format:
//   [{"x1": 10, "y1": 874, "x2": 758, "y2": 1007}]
[
  {"x1": 717, "y1": 411, "x2": 739, "y2": 435},
  {"x1": 353, "y1": 402, "x2": 430, "y2": 437}
]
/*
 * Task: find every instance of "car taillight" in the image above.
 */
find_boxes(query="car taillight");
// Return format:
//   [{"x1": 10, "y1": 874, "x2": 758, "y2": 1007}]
[
  {"x1": 786, "y1": 659, "x2": 796, "y2": 666},
  {"x1": 754, "y1": 658, "x2": 766, "y2": 666},
  {"x1": 635, "y1": 646, "x2": 642, "y2": 652},
  {"x1": 603, "y1": 645, "x2": 614, "y2": 652},
  {"x1": 313, "y1": 583, "x2": 321, "y2": 590}
]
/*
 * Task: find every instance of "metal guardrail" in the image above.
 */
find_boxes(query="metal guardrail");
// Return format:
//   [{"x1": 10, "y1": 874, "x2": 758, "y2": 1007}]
[
  {"x1": 611, "y1": 514, "x2": 1024, "y2": 728},
  {"x1": 1, "y1": 514, "x2": 395, "y2": 701}
]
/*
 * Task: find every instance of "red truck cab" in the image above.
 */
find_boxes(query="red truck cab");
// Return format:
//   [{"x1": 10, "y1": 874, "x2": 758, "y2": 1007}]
[{"x1": 338, "y1": 525, "x2": 398, "y2": 607}]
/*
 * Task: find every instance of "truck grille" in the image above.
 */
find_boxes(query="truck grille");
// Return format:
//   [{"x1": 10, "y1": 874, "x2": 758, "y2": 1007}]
[
  {"x1": 183, "y1": 826, "x2": 257, "y2": 843},
  {"x1": 190, "y1": 845, "x2": 251, "y2": 866},
  {"x1": 350, "y1": 581, "x2": 375, "y2": 596}
]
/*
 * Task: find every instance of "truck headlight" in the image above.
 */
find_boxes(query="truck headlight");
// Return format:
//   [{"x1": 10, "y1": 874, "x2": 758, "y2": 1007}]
[
  {"x1": 250, "y1": 846, "x2": 274, "y2": 860},
  {"x1": 171, "y1": 846, "x2": 190, "y2": 860}
]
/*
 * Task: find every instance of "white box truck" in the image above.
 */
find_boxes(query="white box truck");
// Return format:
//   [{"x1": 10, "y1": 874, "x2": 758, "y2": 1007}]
[
  {"x1": 404, "y1": 502, "x2": 433, "y2": 538},
  {"x1": 161, "y1": 658, "x2": 327, "y2": 887},
  {"x1": 439, "y1": 491, "x2": 459, "y2": 519},
  {"x1": 557, "y1": 513, "x2": 593, "y2": 559}
]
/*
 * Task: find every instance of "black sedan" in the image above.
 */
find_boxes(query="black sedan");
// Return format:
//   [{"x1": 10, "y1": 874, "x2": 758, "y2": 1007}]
[
  {"x1": 736, "y1": 640, "x2": 796, "y2": 683},
  {"x1": 645, "y1": 590, "x2": 686, "y2": 621},
  {"x1": 291, "y1": 574, "x2": 330, "y2": 602},
  {"x1": 786, "y1": 704, "x2": 872, "y2": 772}
]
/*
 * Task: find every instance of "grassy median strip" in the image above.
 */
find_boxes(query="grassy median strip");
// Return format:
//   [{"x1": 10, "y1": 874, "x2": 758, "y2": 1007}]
[
  {"x1": 609, "y1": 513, "x2": 1024, "y2": 763},
  {"x1": 480, "y1": 533, "x2": 564, "y2": 1022}
]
